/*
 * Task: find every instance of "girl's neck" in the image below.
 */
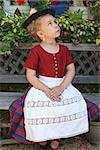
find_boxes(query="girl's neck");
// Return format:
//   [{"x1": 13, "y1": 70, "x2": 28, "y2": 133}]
[
  {"x1": 41, "y1": 40, "x2": 57, "y2": 46},
  {"x1": 40, "y1": 40, "x2": 59, "y2": 54}
]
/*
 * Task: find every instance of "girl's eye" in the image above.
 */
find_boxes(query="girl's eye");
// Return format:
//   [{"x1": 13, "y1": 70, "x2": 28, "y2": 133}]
[
  {"x1": 55, "y1": 20, "x2": 58, "y2": 24},
  {"x1": 48, "y1": 22, "x2": 52, "y2": 25}
]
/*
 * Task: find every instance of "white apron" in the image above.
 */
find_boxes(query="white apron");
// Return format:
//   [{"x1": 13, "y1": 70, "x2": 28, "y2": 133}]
[{"x1": 24, "y1": 76, "x2": 89, "y2": 142}]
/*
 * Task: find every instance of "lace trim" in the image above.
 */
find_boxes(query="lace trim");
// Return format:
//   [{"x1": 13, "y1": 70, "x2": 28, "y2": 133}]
[
  {"x1": 27, "y1": 96, "x2": 82, "y2": 108},
  {"x1": 26, "y1": 110, "x2": 87, "y2": 125}
]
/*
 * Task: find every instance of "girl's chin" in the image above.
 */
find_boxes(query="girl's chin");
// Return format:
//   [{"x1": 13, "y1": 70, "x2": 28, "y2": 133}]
[{"x1": 55, "y1": 34, "x2": 60, "y2": 38}]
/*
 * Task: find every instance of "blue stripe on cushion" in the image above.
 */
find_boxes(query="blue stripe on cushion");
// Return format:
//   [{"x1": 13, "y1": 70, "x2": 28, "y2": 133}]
[
  {"x1": 12, "y1": 121, "x2": 24, "y2": 130},
  {"x1": 90, "y1": 110, "x2": 99, "y2": 119},
  {"x1": 87, "y1": 103, "x2": 96, "y2": 110},
  {"x1": 9, "y1": 130, "x2": 28, "y2": 142},
  {"x1": 15, "y1": 112, "x2": 23, "y2": 118},
  {"x1": 10, "y1": 105, "x2": 16, "y2": 111}
]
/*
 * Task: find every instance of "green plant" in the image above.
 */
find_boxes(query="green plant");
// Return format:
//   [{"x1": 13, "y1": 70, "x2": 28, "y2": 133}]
[
  {"x1": 0, "y1": 0, "x2": 5, "y2": 18},
  {"x1": 88, "y1": 0, "x2": 100, "y2": 23},
  {"x1": 56, "y1": 10, "x2": 100, "y2": 44},
  {"x1": 0, "y1": 14, "x2": 34, "y2": 55},
  {"x1": 0, "y1": 9, "x2": 99, "y2": 56},
  {"x1": 0, "y1": 0, "x2": 3, "y2": 6},
  {"x1": 34, "y1": 0, "x2": 50, "y2": 9}
]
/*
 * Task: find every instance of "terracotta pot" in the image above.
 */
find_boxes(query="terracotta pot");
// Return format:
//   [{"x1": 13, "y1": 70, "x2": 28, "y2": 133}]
[{"x1": 86, "y1": 121, "x2": 100, "y2": 146}]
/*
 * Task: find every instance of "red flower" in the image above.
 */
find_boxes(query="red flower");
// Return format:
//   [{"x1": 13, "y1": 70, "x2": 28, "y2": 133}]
[
  {"x1": 16, "y1": 0, "x2": 26, "y2": 5},
  {"x1": 51, "y1": 1, "x2": 58, "y2": 5}
]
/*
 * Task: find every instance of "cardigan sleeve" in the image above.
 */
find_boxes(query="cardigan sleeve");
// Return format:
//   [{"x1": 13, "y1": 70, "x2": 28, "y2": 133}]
[{"x1": 24, "y1": 47, "x2": 39, "y2": 70}]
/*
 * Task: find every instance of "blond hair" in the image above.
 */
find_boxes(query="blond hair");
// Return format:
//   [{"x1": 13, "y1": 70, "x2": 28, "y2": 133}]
[{"x1": 27, "y1": 16, "x2": 43, "y2": 42}]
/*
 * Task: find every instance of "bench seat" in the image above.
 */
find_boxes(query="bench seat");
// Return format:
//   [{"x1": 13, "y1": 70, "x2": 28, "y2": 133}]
[{"x1": 0, "y1": 92, "x2": 99, "y2": 110}]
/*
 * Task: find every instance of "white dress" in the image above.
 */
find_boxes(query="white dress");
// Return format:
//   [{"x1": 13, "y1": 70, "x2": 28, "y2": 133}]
[{"x1": 24, "y1": 75, "x2": 89, "y2": 142}]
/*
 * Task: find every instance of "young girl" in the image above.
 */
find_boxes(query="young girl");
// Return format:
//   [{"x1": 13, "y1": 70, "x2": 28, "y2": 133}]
[
  {"x1": 22, "y1": 7, "x2": 89, "y2": 149},
  {"x1": 8, "y1": 7, "x2": 89, "y2": 150}
]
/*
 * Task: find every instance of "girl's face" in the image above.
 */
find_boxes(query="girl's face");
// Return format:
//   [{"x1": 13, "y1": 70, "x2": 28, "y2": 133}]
[{"x1": 37, "y1": 14, "x2": 61, "y2": 41}]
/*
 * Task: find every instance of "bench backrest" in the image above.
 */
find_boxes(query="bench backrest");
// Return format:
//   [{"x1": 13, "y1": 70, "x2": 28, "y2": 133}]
[{"x1": 0, "y1": 43, "x2": 99, "y2": 84}]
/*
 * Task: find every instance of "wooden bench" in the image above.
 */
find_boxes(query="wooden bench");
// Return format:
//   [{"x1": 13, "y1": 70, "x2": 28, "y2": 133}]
[{"x1": 0, "y1": 43, "x2": 99, "y2": 146}]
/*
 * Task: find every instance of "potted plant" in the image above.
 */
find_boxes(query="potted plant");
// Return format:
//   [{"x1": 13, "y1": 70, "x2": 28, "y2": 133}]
[
  {"x1": 56, "y1": 10, "x2": 99, "y2": 45},
  {"x1": 0, "y1": 8, "x2": 99, "y2": 55},
  {"x1": 69, "y1": 0, "x2": 89, "y2": 19},
  {"x1": 0, "y1": 12, "x2": 34, "y2": 55},
  {"x1": 83, "y1": 0, "x2": 100, "y2": 44},
  {"x1": 86, "y1": 0, "x2": 100, "y2": 23}
]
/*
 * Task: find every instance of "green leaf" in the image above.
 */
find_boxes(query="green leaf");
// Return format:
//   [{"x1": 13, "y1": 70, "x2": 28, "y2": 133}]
[
  {"x1": 1, "y1": 21, "x2": 5, "y2": 25},
  {"x1": 70, "y1": 26, "x2": 74, "y2": 31},
  {"x1": 13, "y1": 28, "x2": 17, "y2": 33}
]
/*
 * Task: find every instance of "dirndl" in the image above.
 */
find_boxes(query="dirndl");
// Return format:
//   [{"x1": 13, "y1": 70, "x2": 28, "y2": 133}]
[{"x1": 24, "y1": 76, "x2": 89, "y2": 142}]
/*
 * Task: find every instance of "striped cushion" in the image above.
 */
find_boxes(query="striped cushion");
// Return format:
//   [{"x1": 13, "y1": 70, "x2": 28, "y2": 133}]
[{"x1": 8, "y1": 86, "x2": 100, "y2": 144}]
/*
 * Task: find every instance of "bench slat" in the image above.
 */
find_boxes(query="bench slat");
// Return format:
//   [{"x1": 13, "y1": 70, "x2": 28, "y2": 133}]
[
  {"x1": 73, "y1": 75, "x2": 100, "y2": 84},
  {"x1": 83, "y1": 93, "x2": 100, "y2": 106},
  {"x1": 0, "y1": 139, "x2": 19, "y2": 145},
  {"x1": 1, "y1": 43, "x2": 99, "y2": 51},
  {"x1": 0, "y1": 75, "x2": 27, "y2": 83},
  {"x1": 0, "y1": 75, "x2": 99, "y2": 84},
  {"x1": 0, "y1": 92, "x2": 22, "y2": 110},
  {"x1": 0, "y1": 92, "x2": 99, "y2": 110}
]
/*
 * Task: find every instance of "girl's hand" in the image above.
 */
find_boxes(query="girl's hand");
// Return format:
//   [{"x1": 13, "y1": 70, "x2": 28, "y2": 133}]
[
  {"x1": 50, "y1": 86, "x2": 64, "y2": 101},
  {"x1": 44, "y1": 87, "x2": 52, "y2": 99},
  {"x1": 44, "y1": 87, "x2": 61, "y2": 101}
]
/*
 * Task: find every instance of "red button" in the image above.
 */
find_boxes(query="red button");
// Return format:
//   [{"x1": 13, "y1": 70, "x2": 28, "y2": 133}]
[{"x1": 55, "y1": 68, "x2": 58, "y2": 70}]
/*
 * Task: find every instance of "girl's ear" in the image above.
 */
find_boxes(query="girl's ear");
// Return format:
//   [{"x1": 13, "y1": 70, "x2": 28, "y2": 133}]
[{"x1": 37, "y1": 31, "x2": 44, "y2": 40}]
